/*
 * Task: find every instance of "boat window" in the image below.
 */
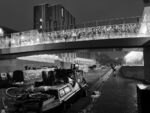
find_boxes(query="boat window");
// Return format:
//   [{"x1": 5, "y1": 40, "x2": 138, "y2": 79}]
[
  {"x1": 59, "y1": 89, "x2": 65, "y2": 97},
  {"x1": 1, "y1": 73, "x2": 7, "y2": 80},
  {"x1": 64, "y1": 86, "x2": 71, "y2": 94}
]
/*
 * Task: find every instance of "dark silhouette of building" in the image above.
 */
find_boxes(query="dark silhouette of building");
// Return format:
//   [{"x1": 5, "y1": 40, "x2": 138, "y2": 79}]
[
  {"x1": 33, "y1": 3, "x2": 75, "y2": 31},
  {"x1": 143, "y1": 0, "x2": 150, "y2": 4}
]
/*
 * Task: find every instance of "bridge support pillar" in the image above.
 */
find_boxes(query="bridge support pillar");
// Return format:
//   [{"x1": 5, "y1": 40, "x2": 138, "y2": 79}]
[{"x1": 144, "y1": 47, "x2": 150, "y2": 83}]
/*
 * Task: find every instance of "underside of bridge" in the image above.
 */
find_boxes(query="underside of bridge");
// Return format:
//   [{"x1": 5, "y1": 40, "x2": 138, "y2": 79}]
[{"x1": 0, "y1": 37, "x2": 150, "y2": 59}]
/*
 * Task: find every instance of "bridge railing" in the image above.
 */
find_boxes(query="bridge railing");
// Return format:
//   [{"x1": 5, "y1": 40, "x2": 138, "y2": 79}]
[
  {"x1": 45, "y1": 16, "x2": 141, "y2": 31},
  {"x1": 0, "y1": 18, "x2": 149, "y2": 49}
]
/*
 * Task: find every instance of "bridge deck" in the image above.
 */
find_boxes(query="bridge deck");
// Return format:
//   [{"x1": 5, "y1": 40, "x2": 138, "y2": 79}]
[{"x1": 0, "y1": 37, "x2": 149, "y2": 59}]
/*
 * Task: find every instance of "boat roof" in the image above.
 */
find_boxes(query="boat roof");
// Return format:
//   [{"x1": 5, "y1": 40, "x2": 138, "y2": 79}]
[{"x1": 38, "y1": 83, "x2": 69, "y2": 91}]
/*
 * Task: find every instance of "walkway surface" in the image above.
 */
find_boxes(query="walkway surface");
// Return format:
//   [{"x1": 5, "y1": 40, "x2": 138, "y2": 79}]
[{"x1": 93, "y1": 68, "x2": 138, "y2": 113}]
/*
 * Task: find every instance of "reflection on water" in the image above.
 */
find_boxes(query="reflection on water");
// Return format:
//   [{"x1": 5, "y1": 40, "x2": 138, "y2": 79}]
[
  {"x1": 76, "y1": 67, "x2": 137, "y2": 113},
  {"x1": 76, "y1": 70, "x2": 113, "y2": 113},
  {"x1": 93, "y1": 72, "x2": 137, "y2": 113}
]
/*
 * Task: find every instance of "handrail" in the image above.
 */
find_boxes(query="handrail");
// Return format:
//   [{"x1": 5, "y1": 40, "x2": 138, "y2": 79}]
[
  {"x1": 0, "y1": 16, "x2": 142, "y2": 36},
  {"x1": 0, "y1": 18, "x2": 149, "y2": 49}
]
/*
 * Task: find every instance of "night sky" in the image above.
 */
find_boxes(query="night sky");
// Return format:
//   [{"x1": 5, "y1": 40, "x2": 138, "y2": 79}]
[{"x1": 0, "y1": 0, "x2": 144, "y2": 31}]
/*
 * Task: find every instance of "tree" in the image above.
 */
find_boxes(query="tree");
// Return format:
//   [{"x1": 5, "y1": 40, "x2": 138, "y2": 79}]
[
  {"x1": 96, "y1": 53, "x2": 114, "y2": 65},
  {"x1": 96, "y1": 53, "x2": 124, "y2": 66}
]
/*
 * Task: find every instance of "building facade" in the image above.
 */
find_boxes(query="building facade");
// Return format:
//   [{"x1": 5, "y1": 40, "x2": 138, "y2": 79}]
[{"x1": 33, "y1": 3, "x2": 75, "y2": 31}]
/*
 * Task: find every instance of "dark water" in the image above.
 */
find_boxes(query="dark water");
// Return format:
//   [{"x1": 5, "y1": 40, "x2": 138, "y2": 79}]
[
  {"x1": 92, "y1": 74, "x2": 138, "y2": 113},
  {"x1": 72, "y1": 68, "x2": 138, "y2": 113}
]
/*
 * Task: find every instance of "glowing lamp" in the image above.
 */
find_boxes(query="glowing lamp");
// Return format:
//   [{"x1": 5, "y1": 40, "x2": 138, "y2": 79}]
[
  {"x1": 36, "y1": 38, "x2": 40, "y2": 42},
  {"x1": 40, "y1": 18, "x2": 43, "y2": 22},
  {"x1": 0, "y1": 28, "x2": 4, "y2": 36},
  {"x1": 40, "y1": 25, "x2": 43, "y2": 29},
  {"x1": 21, "y1": 36, "x2": 25, "y2": 40},
  {"x1": 137, "y1": 84, "x2": 148, "y2": 90}
]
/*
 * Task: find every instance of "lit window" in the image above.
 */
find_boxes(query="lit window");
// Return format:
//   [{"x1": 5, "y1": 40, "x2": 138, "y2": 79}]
[
  {"x1": 1, "y1": 73, "x2": 7, "y2": 80},
  {"x1": 11, "y1": 39, "x2": 15, "y2": 44},
  {"x1": 64, "y1": 86, "x2": 71, "y2": 94},
  {"x1": 61, "y1": 8, "x2": 64, "y2": 17},
  {"x1": 59, "y1": 89, "x2": 65, "y2": 97},
  {"x1": 40, "y1": 18, "x2": 43, "y2": 22},
  {"x1": 40, "y1": 25, "x2": 43, "y2": 29},
  {"x1": 21, "y1": 36, "x2": 25, "y2": 40}
]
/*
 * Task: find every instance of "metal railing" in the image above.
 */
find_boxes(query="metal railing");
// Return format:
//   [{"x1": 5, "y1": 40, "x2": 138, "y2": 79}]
[{"x1": 0, "y1": 16, "x2": 149, "y2": 49}]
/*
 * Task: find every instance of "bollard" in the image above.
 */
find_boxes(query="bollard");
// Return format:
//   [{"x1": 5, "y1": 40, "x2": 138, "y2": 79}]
[{"x1": 137, "y1": 84, "x2": 150, "y2": 113}]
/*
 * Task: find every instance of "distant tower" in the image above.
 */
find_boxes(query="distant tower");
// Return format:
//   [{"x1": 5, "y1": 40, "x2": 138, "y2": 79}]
[{"x1": 33, "y1": 3, "x2": 75, "y2": 31}]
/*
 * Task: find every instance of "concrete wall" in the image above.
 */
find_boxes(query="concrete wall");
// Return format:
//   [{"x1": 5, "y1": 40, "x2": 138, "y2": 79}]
[
  {"x1": 0, "y1": 59, "x2": 54, "y2": 73},
  {"x1": 0, "y1": 59, "x2": 72, "y2": 73},
  {"x1": 118, "y1": 66, "x2": 144, "y2": 81}
]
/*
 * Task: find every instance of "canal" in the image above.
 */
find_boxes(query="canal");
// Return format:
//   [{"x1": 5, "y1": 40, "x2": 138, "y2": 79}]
[{"x1": 68, "y1": 66, "x2": 138, "y2": 113}]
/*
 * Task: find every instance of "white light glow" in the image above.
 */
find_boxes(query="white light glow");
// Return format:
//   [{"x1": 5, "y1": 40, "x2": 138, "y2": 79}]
[
  {"x1": 17, "y1": 54, "x2": 60, "y2": 63},
  {"x1": 21, "y1": 36, "x2": 25, "y2": 40},
  {"x1": 137, "y1": 84, "x2": 148, "y2": 90},
  {"x1": 0, "y1": 28, "x2": 4, "y2": 36},
  {"x1": 139, "y1": 23, "x2": 147, "y2": 34},
  {"x1": 36, "y1": 38, "x2": 39, "y2": 42},
  {"x1": 74, "y1": 57, "x2": 96, "y2": 65},
  {"x1": 40, "y1": 18, "x2": 43, "y2": 22},
  {"x1": 124, "y1": 51, "x2": 143, "y2": 65},
  {"x1": 11, "y1": 39, "x2": 15, "y2": 44},
  {"x1": 40, "y1": 25, "x2": 42, "y2": 29}
]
